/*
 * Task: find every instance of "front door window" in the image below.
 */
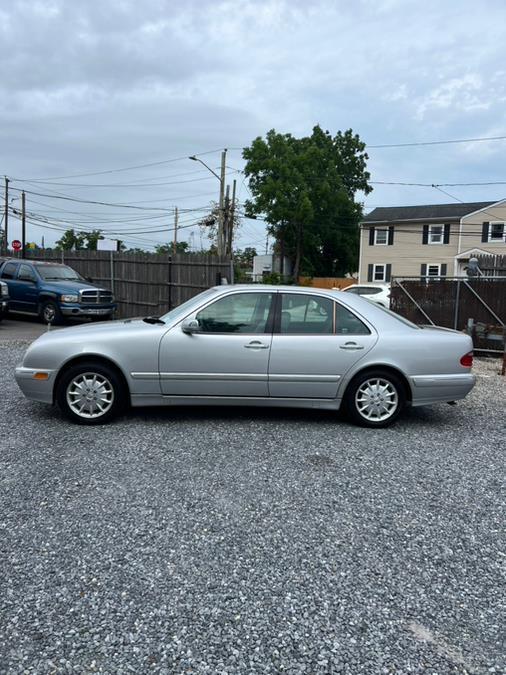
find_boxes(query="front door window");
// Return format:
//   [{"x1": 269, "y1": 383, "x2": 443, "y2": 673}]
[{"x1": 196, "y1": 292, "x2": 273, "y2": 333}]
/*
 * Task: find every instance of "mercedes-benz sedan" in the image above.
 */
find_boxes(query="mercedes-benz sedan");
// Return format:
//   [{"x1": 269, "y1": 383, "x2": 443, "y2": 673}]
[{"x1": 15, "y1": 285, "x2": 475, "y2": 427}]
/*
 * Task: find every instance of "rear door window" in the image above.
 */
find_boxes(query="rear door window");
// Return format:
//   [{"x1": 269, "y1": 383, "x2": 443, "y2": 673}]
[
  {"x1": 335, "y1": 303, "x2": 371, "y2": 335},
  {"x1": 278, "y1": 294, "x2": 334, "y2": 334}
]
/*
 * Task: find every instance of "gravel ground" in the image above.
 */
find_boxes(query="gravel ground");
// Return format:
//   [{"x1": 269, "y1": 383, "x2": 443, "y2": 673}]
[{"x1": 0, "y1": 342, "x2": 504, "y2": 674}]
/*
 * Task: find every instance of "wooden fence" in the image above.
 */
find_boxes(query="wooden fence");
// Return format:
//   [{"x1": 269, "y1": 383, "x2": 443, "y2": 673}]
[
  {"x1": 298, "y1": 277, "x2": 357, "y2": 290},
  {"x1": 390, "y1": 276, "x2": 506, "y2": 352},
  {"x1": 477, "y1": 253, "x2": 506, "y2": 275},
  {"x1": 26, "y1": 250, "x2": 232, "y2": 318}
]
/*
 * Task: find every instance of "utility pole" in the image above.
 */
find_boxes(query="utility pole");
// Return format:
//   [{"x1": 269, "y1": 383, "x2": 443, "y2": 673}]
[
  {"x1": 21, "y1": 190, "x2": 26, "y2": 258},
  {"x1": 3, "y1": 176, "x2": 9, "y2": 255},
  {"x1": 217, "y1": 149, "x2": 227, "y2": 256},
  {"x1": 226, "y1": 179, "x2": 237, "y2": 257},
  {"x1": 223, "y1": 184, "x2": 230, "y2": 258},
  {"x1": 172, "y1": 206, "x2": 178, "y2": 254}
]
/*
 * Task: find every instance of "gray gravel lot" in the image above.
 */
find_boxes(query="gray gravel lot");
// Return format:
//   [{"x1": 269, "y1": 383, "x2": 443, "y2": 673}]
[{"x1": 0, "y1": 342, "x2": 505, "y2": 674}]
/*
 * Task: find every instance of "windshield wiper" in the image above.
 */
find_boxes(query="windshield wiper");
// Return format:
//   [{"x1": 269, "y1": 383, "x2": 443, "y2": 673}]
[{"x1": 143, "y1": 316, "x2": 165, "y2": 325}]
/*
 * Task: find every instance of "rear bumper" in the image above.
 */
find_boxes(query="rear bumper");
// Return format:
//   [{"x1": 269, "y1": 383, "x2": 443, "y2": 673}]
[
  {"x1": 15, "y1": 366, "x2": 55, "y2": 404},
  {"x1": 410, "y1": 373, "x2": 476, "y2": 405},
  {"x1": 60, "y1": 303, "x2": 116, "y2": 317}
]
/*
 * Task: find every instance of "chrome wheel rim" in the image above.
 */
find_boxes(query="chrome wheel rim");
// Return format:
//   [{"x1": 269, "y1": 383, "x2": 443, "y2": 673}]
[
  {"x1": 43, "y1": 304, "x2": 56, "y2": 322},
  {"x1": 66, "y1": 372, "x2": 114, "y2": 419},
  {"x1": 355, "y1": 378, "x2": 398, "y2": 422}
]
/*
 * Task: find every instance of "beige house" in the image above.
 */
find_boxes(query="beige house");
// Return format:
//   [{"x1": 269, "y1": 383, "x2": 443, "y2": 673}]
[{"x1": 358, "y1": 200, "x2": 506, "y2": 282}]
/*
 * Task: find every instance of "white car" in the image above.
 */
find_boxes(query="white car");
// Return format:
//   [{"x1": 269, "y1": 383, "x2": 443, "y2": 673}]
[{"x1": 343, "y1": 284, "x2": 390, "y2": 308}]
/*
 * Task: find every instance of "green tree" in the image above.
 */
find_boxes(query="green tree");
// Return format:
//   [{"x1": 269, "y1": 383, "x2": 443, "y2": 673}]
[
  {"x1": 233, "y1": 247, "x2": 257, "y2": 282},
  {"x1": 243, "y1": 125, "x2": 371, "y2": 278},
  {"x1": 84, "y1": 230, "x2": 104, "y2": 250},
  {"x1": 55, "y1": 228, "x2": 106, "y2": 251},
  {"x1": 55, "y1": 229, "x2": 86, "y2": 251},
  {"x1": 154, "y1": 241, "x2": 189, "y2": 254}
]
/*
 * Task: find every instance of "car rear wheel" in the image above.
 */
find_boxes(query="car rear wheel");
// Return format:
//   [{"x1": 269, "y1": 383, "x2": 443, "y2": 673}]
[
  {"x1": 40, "y1": 300, "x2": 63, "y2": 325},
  {"x1": 343, "y1": 369, "x2": 405, "y2": 428},
  {"x1": 56, "y1": 361, "x2": 126, "y2": 425}
]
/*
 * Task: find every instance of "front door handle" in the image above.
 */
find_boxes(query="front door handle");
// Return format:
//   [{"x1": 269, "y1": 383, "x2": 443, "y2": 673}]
[
  {"x1": 339, "y1": 342, "x2": 364, "y2": 350},
  {"x1": 244, "y1": 341, "x2": 269, "y2": 349}
]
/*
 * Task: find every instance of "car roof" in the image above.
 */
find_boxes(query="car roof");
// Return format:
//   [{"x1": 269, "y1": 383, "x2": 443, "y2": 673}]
[{"x1": 0, "y1": 258, "x2": 65, "y2": 267}]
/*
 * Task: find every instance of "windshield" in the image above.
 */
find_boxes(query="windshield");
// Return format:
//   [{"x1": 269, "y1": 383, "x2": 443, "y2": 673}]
[
  {"x1": 159, "y1": 287, "x2": 219, "y2": 323},
  {"x1": 38, "y1": 265, "x2": 82, "y2": 281}
]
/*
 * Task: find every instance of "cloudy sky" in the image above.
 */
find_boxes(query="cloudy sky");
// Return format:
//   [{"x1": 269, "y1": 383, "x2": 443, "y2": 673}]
[{"x1": 1, "y1": 0, "x2": 506, "y2": 251}]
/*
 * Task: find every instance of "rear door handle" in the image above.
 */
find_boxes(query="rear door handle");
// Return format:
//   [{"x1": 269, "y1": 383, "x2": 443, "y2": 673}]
[
  {"x1": 244, "y1": 341, "x2": 270, "y2": 349},
  {"x1": 339, "y1": 342, "x2": 364, "y2": 350}
]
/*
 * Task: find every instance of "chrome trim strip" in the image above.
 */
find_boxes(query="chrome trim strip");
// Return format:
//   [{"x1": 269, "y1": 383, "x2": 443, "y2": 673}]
[
  {"x1": 269, "y1": 374, "x2": 341, "y2": 383},
  {"x1": 130, "y1": 372, "x2": 160, "y2": 380},
  {"x1": 411, "y1": 374, "x2": 475, "y2": 387},
  {"x1": 159, "y1": 372, "x2": 267, "y2": 381}
]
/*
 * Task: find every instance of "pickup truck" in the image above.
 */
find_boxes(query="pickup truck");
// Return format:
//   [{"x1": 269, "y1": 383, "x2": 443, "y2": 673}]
[
  {"x1": 0, "y1": 259, "x2": 117, "y2": 324},
  {"x1": 0, "y1": 280, "x2": 9, "y2": 321}
]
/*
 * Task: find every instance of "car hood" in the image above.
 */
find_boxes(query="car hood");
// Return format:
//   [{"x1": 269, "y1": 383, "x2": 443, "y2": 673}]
[{"x1": 41, "y1": 280, "x2": 111, "y2": 294}]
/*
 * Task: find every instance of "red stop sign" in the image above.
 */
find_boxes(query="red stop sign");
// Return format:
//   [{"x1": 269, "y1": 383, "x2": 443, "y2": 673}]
[{"x1": 12, "y1": 240, "x2": 22, "y2": 251}]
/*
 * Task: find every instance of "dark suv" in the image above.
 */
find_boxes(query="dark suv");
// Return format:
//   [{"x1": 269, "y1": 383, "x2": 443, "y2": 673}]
[{"x1": 0, "y1": 259, "x2": 117, "y2": 324}]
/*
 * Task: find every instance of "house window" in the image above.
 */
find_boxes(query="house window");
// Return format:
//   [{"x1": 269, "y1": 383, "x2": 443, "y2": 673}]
[
  {"x1": 373, "y1": 264, "x2": 386, "y2": 282},
  {"x1": 429, "y1": 225, "x2": 443, "y2": 244},
  {"x1": 374, "y1": 228, "x2": 388, "y2": 245},
  {"x1": 427, "y1": 264, "x2": 441, "y2": 277},
  {"x1": 489, "y1": 222, "x2": 505, "y2": 242}
]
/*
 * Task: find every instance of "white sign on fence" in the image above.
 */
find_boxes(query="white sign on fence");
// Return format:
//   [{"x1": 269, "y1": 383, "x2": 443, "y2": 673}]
[{"x1": 97, "y1": 238, "x2": 118, "y2": 252}]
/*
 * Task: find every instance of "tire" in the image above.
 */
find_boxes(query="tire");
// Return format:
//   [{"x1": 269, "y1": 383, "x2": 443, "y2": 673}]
[
  {"x1": 40, "y1": 300, "x2": 64, "y2": 325},
  {"x1": 343, "y1": 369, "x2": 406, "y2": 428},
  {"x1": 56, "y1": 361, "x2": 126, "y2": 425}
]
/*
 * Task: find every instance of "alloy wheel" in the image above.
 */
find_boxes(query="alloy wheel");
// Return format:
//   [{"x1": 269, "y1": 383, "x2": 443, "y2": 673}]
[
  {"x1": 66, "y1": 372, "x2": 115, "y2": 419},
  {"x1": 355, "y1": 377, "x2": 398, "y2": 422}
]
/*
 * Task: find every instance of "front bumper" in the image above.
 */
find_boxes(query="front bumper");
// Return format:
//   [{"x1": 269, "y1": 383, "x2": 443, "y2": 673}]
[
  {"x1": 60, "y1": 303, "x2": 117, "y2": 317},
  {"x1": 15, "y1": 366, "x2": 56, "y2": 404}
]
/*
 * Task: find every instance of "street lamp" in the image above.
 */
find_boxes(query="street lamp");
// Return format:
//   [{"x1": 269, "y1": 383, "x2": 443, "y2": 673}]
[{"x1": 189, "y1": 150, "x2": 227, "y2": 255}]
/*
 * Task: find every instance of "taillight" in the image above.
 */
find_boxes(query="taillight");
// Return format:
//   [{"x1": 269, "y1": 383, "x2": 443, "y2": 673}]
[{"x1": 460, "y1": 351, "x2": 473, "y2": 368}]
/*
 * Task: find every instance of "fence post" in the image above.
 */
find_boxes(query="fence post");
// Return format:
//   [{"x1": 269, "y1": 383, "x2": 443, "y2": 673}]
[
  {"x1": 502, "y1": 326, "x2": 506, "y2": 376},
  {"x1": 453, "y1": 279, "x2": 461, "y2": 330},
  {"x1": 109, "y1": 251, "x2": 115, "y2": 293},
  {"x1": 230, "y1": 258, "x2": 235, "y2": 284},
  {"x1": 167, "y1": 255, "x2": 172, "y2": 310}
]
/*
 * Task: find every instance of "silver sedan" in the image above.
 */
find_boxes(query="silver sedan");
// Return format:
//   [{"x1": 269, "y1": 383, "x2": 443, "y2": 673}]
[{"x1": 15, "y1": 285, "x2": 475, "y2": 428}]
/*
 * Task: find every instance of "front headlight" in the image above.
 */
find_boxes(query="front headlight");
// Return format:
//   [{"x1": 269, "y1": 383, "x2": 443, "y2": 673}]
[
  {"x1": 1, "y1": 284, "x2": 8, "y2": 297},
  {"x1": 61, "y1": 294, "x2": 78, "y2": 303}
]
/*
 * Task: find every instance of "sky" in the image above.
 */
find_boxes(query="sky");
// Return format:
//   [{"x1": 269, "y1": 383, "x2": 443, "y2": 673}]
[{"x1": 1, "y1": 0, "x2": 506, "y2": 252}]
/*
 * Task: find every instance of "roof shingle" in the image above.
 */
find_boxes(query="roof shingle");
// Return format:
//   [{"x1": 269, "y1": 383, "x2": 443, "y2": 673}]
[{"x1": 361, "y1": 201, "x2": 498, "y2": 223}]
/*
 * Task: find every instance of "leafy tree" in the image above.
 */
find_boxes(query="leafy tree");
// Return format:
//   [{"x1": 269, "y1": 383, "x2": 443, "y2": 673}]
[
  {"x1": 55, "y1": 229, "x2": 86, "y2": 251},
  {"x1": 154, "y1": 241, "x2": 190, "y2": 254},
  {"x1": 234, "y1": 247, "x2": 257, "y2": 267},
  {"x1": 55, "y1": 228, "x2": 106, "y2": 251},
  {"x1": 233, "y1": 247, "x2": 257, "y2": 282},
  {"x1": 243, "y1": 125, "x2": 371, "y2": 278}
]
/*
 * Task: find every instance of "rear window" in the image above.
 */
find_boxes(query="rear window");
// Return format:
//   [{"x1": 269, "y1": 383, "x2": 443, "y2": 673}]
[{"x1": 371, "y1": 303, "x2": 420, "y2": 329}]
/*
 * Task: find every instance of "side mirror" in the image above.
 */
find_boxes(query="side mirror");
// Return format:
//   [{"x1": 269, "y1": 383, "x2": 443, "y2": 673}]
[
  {"x1": 86, "y1": 276, "x2": 93, "y2": 283},
  {"x1": 181, "y1": 318, "x2": 200, "y2": 334}
]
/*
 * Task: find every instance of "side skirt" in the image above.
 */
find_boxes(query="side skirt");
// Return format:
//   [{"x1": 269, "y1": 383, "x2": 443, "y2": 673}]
[{"x1": 130, "y1": 394, "x2": 342, "y2": 411}]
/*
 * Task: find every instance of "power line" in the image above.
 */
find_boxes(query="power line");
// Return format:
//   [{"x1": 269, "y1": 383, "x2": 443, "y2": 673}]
[
  {"x1": 15, "y1": 148, "x2": 226, "y2": 181},
  {"x1": 366, "y1": 134, "x2": 506, "y2": 149}
]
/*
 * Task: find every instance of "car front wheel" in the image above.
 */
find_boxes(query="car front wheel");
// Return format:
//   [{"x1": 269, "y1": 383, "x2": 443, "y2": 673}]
[
  {"x1": 40, "y1": 300, "x2": 63, "y2": 325},
  {"x1": 343, "y1": 369, "x2": 406, "y2": 428},
  {"x1": 56, "y1": 361, "x2": 126, "y2": 425}
]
